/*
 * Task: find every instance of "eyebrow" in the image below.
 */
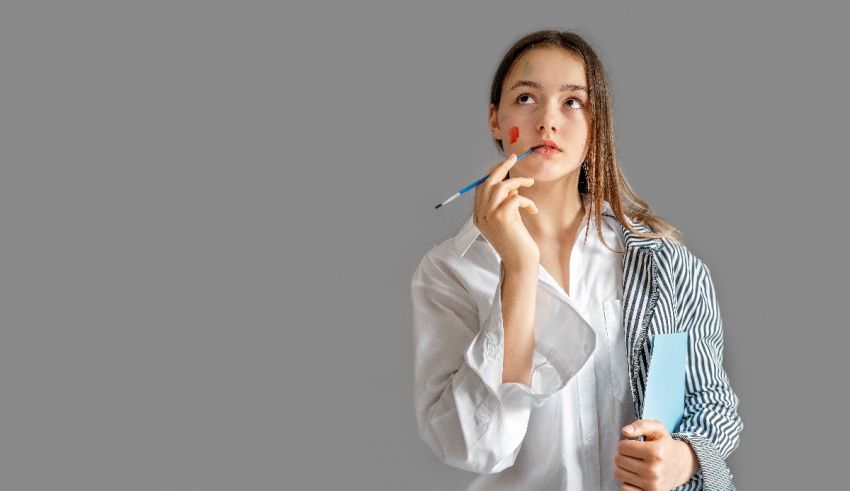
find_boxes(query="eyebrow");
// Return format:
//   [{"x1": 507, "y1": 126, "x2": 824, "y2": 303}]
[{"x1": 508, "y1": 80, "x2": 587, "y2": 92}]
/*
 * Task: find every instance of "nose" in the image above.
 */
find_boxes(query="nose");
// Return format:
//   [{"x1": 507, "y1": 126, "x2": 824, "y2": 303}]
[{"x1": 536, "y1": 103, "x2": 562, "y2": 134}]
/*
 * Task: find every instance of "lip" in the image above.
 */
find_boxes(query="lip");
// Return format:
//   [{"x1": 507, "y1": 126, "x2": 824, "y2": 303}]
[
  {"x1": 533, "y1": 146, "x2": 560, "y2": 156},
  {"x1": 533, "y1": 139, "x2": 561, "y2": 151}
]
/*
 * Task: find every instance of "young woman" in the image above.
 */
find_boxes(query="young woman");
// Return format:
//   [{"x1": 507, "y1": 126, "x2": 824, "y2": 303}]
[{"x1": 411, "y1": 30, "x2": 742, "y2": 490}]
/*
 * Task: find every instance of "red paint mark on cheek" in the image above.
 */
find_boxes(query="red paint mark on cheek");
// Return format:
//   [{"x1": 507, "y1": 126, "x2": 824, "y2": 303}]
[{"x1": 509, "y1": 126, "x2": 519, "y2": 144}]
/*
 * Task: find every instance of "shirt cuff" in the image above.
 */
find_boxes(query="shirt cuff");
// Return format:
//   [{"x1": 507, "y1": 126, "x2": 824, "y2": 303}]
[
  {"x1": 464, "y1": 267, "x2": 596, "y2": 407},
  {"x1": 670, "y1": 431, "x2": 736, "y2": 490}
]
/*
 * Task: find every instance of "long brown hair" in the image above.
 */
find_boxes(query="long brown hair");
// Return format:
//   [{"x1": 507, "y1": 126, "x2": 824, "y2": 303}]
[{"x1": 489, "y1": 29, "x2": 684, "y2": 250}]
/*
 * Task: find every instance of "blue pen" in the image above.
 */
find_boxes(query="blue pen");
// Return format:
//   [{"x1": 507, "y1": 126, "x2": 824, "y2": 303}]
[{"x1": 434, "y1": 147, "x2": 536, "y2": 209}]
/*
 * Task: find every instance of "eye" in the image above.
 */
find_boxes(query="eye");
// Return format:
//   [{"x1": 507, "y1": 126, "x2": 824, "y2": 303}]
[
  {"x1": 516, "y1": 93, "x2": 535, "y2": 104},
  {"x1": 515, "y1": 92, "x2": 585, "y2": 109},
  {"x1": 565, "y1": 98, "x2": 585, "y2": 109}
]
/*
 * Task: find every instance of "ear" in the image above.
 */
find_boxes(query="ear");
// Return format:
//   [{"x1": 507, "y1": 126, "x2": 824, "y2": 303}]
[{"x1": 488, "y1": 104, "x2": 503, "y2": 141}]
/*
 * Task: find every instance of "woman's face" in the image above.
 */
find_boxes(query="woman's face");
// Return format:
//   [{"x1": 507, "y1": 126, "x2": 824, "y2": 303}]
[{"x1": 488, "y1": 47, "x2": 590, "y2": 182}]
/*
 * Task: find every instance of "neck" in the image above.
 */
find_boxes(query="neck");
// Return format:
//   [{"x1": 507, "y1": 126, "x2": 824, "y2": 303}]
[{"x1": 518, "y1": 170, "x2": 586, "y2": 242}]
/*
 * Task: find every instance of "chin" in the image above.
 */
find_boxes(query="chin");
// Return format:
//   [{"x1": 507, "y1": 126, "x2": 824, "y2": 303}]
[{"x1": 518, "y1": 158, "x2": 581, "y2": 181}]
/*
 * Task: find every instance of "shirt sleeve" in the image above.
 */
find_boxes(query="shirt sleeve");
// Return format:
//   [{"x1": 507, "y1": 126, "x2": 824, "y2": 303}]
[
  {"x1": 670, "y1": 259, "x2": 744, "y2": 491},
  {"x1": 411, "y1": 251, "x2": 596, "y2": 474}
]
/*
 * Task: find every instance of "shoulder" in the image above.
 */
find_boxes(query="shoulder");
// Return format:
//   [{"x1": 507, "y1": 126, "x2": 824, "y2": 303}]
[
  {"x1": 411, "y1": 236, "x2": 468, "y2": 291},
  {"x1": 651, "y1": 235, "x2": 713, "y2": 296},
  {"x1": 655, "y1": 236, "x2": 702, "y2": 267}
]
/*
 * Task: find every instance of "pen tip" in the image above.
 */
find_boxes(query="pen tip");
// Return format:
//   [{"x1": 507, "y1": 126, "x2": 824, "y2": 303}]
[{"x1": 434, "y1": 203, "x2": 442, "y2": 209}]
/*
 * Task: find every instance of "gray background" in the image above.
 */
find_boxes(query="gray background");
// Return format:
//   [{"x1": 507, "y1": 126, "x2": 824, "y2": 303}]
[{"x1": 0, "y1": 0, "x2": 846, "y2": 489}]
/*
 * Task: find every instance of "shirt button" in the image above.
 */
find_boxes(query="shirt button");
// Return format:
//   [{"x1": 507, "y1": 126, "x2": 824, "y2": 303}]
[{"x1": 586, "y1": 434, "x2": 593, "y2": 441}]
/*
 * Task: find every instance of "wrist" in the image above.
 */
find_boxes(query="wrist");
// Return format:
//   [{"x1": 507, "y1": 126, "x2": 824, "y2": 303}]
[
  {"x1": 502, "y1": 262, "x2": 540, "y2": 281},
  {"x1": 502, "y1": 259, "x2": 539, "y2": 277},
  {"x1": 674, "y1": 440, "x2": 700, "y2": 481}
]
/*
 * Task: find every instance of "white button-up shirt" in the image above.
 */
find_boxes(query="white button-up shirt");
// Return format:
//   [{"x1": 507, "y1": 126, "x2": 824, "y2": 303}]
[{"x1": 412, "y1": 196, "x2": 636, "y2": 490}]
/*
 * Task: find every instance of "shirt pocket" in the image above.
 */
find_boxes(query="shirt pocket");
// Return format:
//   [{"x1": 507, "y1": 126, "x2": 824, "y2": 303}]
[{"x1": 602, "y1": 298, "x2": 629, "y2": 402}]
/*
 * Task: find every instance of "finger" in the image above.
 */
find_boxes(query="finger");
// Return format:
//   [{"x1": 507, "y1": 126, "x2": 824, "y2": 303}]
[
  {"x1": 623, "y1": 419, "x2": 669, "y2": 441},
  {"x1": 476, "y1": 154, "x2": 523, "y2": 220},
  {"x1": 620, "y1": 482, "x2": 643, "y2": 491},
  {"x1": 616, "y1": 439, "x2": 647, "y2": 460},
  {"x1": 615, "y1": 464, "x2": 645, "y2": 490},
  {"x1": 494, "y1": 194, "x2": 538, "y2": 216},
  {"x1": 473, "y1": 169, "x2": 497, "y2": 218},
  {"x1": 485, "y1": 152, "x2": 517, "y2": 174},
  {"x1": 614, "y1": 467, "x2": 645, "y2": 489},
  {"x1": 486, "y1": 177, "x2": 535, "y2": 214},
  {"x1": 478, "y1": 154, "x2": 520, "y2": 213},
  {"x1": 485, "y1": 153, "x2": 518, "y2": 186},
  {"x1": 614, "y1": 452, "x2": 644, "y2": 475}
]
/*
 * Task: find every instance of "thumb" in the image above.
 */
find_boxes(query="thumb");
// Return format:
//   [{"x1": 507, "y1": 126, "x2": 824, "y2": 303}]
[{"x1": 622, "y1": 419, "x2": 669, "y2": 441}]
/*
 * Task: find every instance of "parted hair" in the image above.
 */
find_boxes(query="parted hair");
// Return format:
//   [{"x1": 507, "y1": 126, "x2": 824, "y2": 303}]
[{"x1": 489, "y1": 29, "x2": 684, "y2": 250}]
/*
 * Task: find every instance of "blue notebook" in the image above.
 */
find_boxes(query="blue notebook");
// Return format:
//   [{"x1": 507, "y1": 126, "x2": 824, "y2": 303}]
[{"x1": 640, "y1": 332, "x2": 688, "y2": 434}]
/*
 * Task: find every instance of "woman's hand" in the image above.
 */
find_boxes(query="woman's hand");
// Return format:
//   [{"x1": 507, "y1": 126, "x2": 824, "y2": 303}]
[
  {"x1": 615, "y1": 419, "x2": 699, "y2": 491},
  {"x1": 473, "y1": 153, "x2": 539, "y2": 270}
]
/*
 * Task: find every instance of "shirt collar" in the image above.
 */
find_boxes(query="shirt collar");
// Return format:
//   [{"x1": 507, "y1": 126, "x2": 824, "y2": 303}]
[{"x1": 452, "y1": 194, "x2": 661, "y2": 257}]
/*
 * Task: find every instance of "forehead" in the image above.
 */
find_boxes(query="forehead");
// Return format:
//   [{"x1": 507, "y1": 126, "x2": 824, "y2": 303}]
[{"x1": 505, "y1": 47, "x2": 587, "y2": 89}]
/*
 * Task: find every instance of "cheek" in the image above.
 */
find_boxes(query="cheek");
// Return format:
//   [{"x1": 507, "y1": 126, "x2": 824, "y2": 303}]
[
  {"x1": 509, "y1": 127, "x2": 519, "y2": 144},
  {"x1": 574, "y1": 113, "x2": 591, "y2": 132}
]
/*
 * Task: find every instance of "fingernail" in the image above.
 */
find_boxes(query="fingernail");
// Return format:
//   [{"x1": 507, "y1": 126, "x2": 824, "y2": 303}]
[{"x1": 624, "y1": 425, "x2": 635, "y2": 433}]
